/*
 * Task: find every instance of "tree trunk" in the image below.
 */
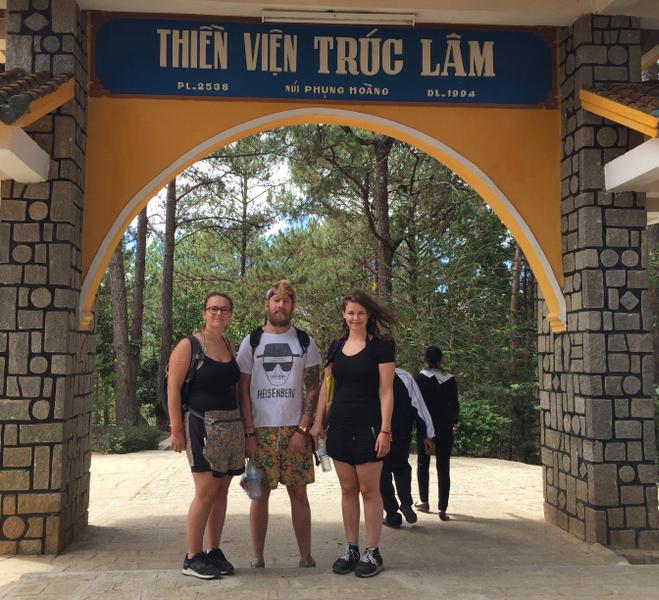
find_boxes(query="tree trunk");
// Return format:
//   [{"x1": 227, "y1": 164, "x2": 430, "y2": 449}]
[
  {"x1": 128, "y1": 208, "x2": 147, "y2": 416},
  {"x1": 109, "y1": 241, "x2": 139, "y2": 425},
  {"x1": 372, "y1": 136, "x2": 394, "y2": 300},
  {"x1": 157, "y1": 179, "x2": 177, "y2": 426},
  {"x1": 240, "y1": 173, "x2": 248, "y2": 278},
  {"x1": 509, "y1": 242, "x2": 522, "y2": 370}
]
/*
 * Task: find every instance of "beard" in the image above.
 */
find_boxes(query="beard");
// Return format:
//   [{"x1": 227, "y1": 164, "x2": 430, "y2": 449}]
[{"x1": 267, "y1": 308, "x2": 292, "y2": 327}]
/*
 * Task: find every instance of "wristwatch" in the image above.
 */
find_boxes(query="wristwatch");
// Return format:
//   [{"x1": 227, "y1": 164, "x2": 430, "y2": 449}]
[{"x1": 296, "y1": 425, "x2": 310, "y2": 436}]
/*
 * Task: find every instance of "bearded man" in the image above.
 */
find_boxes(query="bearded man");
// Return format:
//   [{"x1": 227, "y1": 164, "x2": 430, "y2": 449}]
[{"x1": 237, "y1": 280, "x2": 321, "y2": 568}]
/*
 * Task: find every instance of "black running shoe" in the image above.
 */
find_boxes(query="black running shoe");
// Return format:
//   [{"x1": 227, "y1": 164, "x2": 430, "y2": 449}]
[
  {"x1": 383, "y1": 513, "x2": 402, "y2": 528},
  {"x1": 206, "y1": 547, "x2": 235, "y2": 575},
  {"x1": 332, "y1": 544, "x2": 360, "y2": 574},
  {"x1": 182, "y1": 552, "x2": 222, "y2": 579},
  {"x1": 354, "y1": 548, "x2": 384, "y2": 578},
  {"x1": 400, "y1": 504, "x2": 418, "y2": 524}
]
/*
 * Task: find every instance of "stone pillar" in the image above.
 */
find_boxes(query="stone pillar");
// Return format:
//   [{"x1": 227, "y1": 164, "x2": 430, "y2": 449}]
[
  {"x1": 0, "y1": 0, "x2": 94, "y2": 555},
  {"x1": 539, "y1": 14, "x2": 658, "y2": 549}
]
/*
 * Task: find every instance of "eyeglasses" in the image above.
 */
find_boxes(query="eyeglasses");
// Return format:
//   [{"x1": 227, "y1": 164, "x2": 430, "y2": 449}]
[
  {"x1": 205, "y1": 306, "x2": 232, "y2": 315},
  {"x1": 263, "y1": 361, "x2": 293, "y2": 372}
]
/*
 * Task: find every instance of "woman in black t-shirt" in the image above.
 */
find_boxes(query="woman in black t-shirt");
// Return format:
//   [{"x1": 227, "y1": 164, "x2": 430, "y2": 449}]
[
  {"x1": 167, "y1": 291, "x2": 244, "y2": 580},
  {"x1": 311, "y1": 290, "x2": 395, "y2": 578}
]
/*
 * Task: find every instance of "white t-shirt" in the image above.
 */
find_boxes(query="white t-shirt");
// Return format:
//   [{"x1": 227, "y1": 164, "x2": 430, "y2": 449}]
[{"x1": 236, "y1": 327, "x2": 321, "y2": 427}]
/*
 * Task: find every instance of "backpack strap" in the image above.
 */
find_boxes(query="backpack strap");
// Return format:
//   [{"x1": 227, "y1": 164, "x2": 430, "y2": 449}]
[
  {"x1": 294, "y1": 327, "x2": 310, "y2": 357},
  {"x1": 251, "y1": 326, "x2": 310, "y2": 357},
  {"x1": 181, "y1": 335, "x2": 204, "y2": 410},
  {"x1": 325, "y1": 336, "x2": 347, "y2": 367},
  {"x1": 249, "y1": 327, "x2": 264, "y2": 357}
]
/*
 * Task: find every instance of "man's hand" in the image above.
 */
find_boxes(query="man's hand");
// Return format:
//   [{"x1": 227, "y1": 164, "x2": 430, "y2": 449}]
[
  {"x1": 453, "y1": 423, "x2": 460, "y2": 433},
  {"x1": 288, "y1": 431, "x2": 308, "y2": 454},
  {"x1": 423, "y1": 438, "x2": 433, "y2": 454},
  {"x1": 245, "y1": 435, "x2": 257, "y2": 458}
]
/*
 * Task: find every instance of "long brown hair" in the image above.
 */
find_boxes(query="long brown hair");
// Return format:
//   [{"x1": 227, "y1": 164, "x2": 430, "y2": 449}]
[{"x1": 340, "y1": 289, "x2": 396, "y2": 339}]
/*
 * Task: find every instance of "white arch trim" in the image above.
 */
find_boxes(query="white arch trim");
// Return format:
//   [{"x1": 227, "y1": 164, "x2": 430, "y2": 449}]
[{"x1": 79, "y1": 107, "x2": 566, "y2": 330}]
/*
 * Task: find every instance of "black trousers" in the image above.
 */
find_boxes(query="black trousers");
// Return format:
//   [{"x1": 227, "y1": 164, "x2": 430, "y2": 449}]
[
  {"x1": 379, "y1": 434, "x2": 413, "y2": 517},
  {"x1": 417, "y1": 429, "x2": 454, "y2": 512}
]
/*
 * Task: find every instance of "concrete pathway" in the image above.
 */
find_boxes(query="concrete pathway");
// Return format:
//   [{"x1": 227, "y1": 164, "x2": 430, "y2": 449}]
[{"x1": 1, "y1": 451, "x2": 658, "y2": 599}]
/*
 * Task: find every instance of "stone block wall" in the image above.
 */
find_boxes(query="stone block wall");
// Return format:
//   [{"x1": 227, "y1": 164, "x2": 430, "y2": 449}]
[
  {"x1": 0, "y1": 0, "x2": 94, "y2": 554},
  {"x1": 539, "y1": 14, "x2": 658, "y2": 549}
]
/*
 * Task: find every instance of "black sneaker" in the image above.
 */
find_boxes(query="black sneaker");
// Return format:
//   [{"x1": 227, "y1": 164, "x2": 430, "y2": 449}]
[
  {"x1": 354, "y1": 547, "x2": 384, "y2": 578},
  {"x1": 332, "y1": 544, "x2": 360, "y2": 574},
  {"x1": 182, "y1": 552, "x2": 222, "y2": 579},
  {"x1": 400, "y1": 504, "x2": 418, "y2": 523},
  {"x1": 439, "y1": 511, "x2": 450, "y2": 521},
  {"x1": 383, "y1": 513, "x2": 402, "y2": 528},
  {"x1": 206, "y1": 547, "x2": 235, "y2": 575}
]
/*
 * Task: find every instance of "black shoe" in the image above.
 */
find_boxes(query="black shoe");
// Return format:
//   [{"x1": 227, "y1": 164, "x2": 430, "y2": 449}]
[
  {"x1": 206, "y1": 547, "x2": 235, "y2": 575},
  {"x1": 439, "y1": 511, "x2": 450, "y2": 521},
  {"x1": 182, "y1": 552, "x2": 222, "y2": 579},
  {"x1": 332, "y1": 544, "x2": 360, "y2": 574},
  {"x1": 400, "y1": 505, "x2": 418, "y2": 524},
  {"x1": 354, "y1": 547, "x2": 384, "y2": 577},
  {"x1": 383, "y1": 513, "x2": 402, "y2": 528}
]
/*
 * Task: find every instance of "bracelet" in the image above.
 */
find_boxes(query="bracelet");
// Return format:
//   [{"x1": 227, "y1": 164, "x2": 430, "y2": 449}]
[
  {"x1": 379, "y1": 430, "x2": 392, "y2": 438},
  {"x1": 169, "y1": 424, "x2": 184, "y2": 433},
  {"x1": 245, "y1": 431, "x2": 256, "y2": 439},
  {"x1": 296, "y1": 426, "x2": 310, "y2": 436}
]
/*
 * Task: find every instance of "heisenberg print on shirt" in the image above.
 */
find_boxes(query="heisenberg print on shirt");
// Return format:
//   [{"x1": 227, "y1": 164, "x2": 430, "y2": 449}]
[
  {"x1": 236, "y1": 327, "x2": 321, "y2": 427},
  {"x1": 256, "y1": 343, "x2": 298, "y2": 398}
]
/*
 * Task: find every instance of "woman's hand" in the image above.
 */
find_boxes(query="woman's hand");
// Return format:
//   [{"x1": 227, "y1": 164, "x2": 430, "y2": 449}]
[
  {"x1": 375, "y1": 431, "x2": 391, "y2": 458},
  {"x1": 171, "y1": 428, "x2": 186, "y2": 452},
  {"x1": 309, "y1": 421, "x2": 324, "y2": 446}
]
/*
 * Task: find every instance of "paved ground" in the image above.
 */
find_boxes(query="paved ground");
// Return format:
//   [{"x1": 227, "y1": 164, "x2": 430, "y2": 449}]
[{"x1": 1, "y1": 451, "x2": 659, "y2": 599}]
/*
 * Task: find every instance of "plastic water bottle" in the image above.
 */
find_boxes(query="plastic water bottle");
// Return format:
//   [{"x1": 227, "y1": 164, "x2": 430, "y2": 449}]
[
  {"x1": 241, "y1": 458, "x2": 262, "y2": 499},
  {"x1": 316, "y1": 438, "x2": 332, "y2": 472}
]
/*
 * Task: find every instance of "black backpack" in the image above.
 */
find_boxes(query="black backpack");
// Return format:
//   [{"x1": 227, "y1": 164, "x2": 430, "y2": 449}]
[
  {"x1": 161, "y1": 335, "x2": 204, "y2": 420},
  {"x1": 249, "y1": 326, "x2": 310, "y2": 357}
]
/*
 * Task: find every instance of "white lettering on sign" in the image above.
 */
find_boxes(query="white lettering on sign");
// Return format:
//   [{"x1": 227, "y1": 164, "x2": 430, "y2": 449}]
[
  {"x1": 157, "y1": 26, "x2": 228, "y2": 69},
  {"x1": 313, "y1": 30, "x2": 403, "y2": 76},
  {"x1": 243, "y1": 30, "x2": 298, "y2": 73},
  {"x1": 420, "y1": 34, "x2": 495, "y2": 77}
]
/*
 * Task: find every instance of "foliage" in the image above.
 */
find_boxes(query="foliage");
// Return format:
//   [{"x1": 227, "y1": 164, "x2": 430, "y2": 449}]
[
  {"x1": 93, "y1": 126, "x2": 542, "y2": 461},
  {"x1": 105, "y1": 425, "x2": 162, "y2": 454},
  {"x1": 453, "y1": 390, "x2": 511, "y2": 457}
]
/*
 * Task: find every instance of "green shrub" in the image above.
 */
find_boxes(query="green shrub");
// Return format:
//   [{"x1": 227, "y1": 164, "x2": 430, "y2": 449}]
[
  {"x1": 105, "y1": 425, "x2": 161, "y2": 454},
  {"x1": 453, "y1": 393, "x2": 510, "y2": 457}
]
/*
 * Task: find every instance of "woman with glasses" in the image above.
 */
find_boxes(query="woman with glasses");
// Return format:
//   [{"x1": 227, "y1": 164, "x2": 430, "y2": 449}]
[
  {"x1": 167, "y1": 291, "x2": 244, "y2": 580},
  {"x1": 311, "y1": 290, "x2": 395, "y2": 578}
]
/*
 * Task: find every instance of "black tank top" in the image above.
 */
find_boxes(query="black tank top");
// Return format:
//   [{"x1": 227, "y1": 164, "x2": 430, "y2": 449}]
[{"x1": 187, "y1": 356, "x2": 240, "y2": 413}]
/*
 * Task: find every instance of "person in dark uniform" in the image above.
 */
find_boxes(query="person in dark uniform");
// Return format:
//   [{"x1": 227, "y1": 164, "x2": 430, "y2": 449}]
[
  {"x1": 380, "y1": 368, "x2": 434, "y2": 529},
  {"x1": 414, "y1": 346, "x2": 460, "y2": 522}
]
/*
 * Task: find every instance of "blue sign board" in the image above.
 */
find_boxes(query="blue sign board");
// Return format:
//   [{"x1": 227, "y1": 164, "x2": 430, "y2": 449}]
[{"x1": 91, "y1": 14, "x2": 557, "y2": 107}]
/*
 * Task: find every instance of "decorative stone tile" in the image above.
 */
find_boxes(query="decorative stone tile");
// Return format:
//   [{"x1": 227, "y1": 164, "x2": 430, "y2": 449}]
[{"x1": 619, "y1": 291, "x2": 639, "y2": 310}]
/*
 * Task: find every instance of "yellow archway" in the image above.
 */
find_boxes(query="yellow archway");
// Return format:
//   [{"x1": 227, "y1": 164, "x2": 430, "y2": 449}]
[{"x1": 82, "y1": 98, "x2": 564, "y2": 331}]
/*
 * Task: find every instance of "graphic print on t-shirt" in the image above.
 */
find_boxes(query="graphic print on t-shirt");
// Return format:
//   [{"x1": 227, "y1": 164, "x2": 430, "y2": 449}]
[
  {"x1": 256, "y1": 343, "x2": 299, "y2": 387},
  {"x1": 236, "y1": 327, "x2": 321, "y2": 427}
]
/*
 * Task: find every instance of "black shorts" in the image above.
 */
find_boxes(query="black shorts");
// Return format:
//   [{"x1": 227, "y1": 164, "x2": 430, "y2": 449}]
[{"x1": 326, "y1": 424, "x2": 382, "y2": 466}]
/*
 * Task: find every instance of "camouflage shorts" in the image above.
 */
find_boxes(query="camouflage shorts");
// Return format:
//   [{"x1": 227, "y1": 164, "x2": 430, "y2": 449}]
[{"x1": 255, "y1": 426, "x2": 315, "y2": 490}]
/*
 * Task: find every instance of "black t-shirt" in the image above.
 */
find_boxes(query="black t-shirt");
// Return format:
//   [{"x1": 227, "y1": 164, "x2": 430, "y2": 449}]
[
  {"x1": 187, "y1": 356, "x2": 240, "y2": 413},
  {"x1": 327, "y1": 336, "x2": 395, "y2": 428}
]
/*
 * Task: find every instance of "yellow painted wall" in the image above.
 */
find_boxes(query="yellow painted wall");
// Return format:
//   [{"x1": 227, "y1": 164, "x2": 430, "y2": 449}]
[{"x1": 83, "y1": 97, "x2": 562, "y2": 327}]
